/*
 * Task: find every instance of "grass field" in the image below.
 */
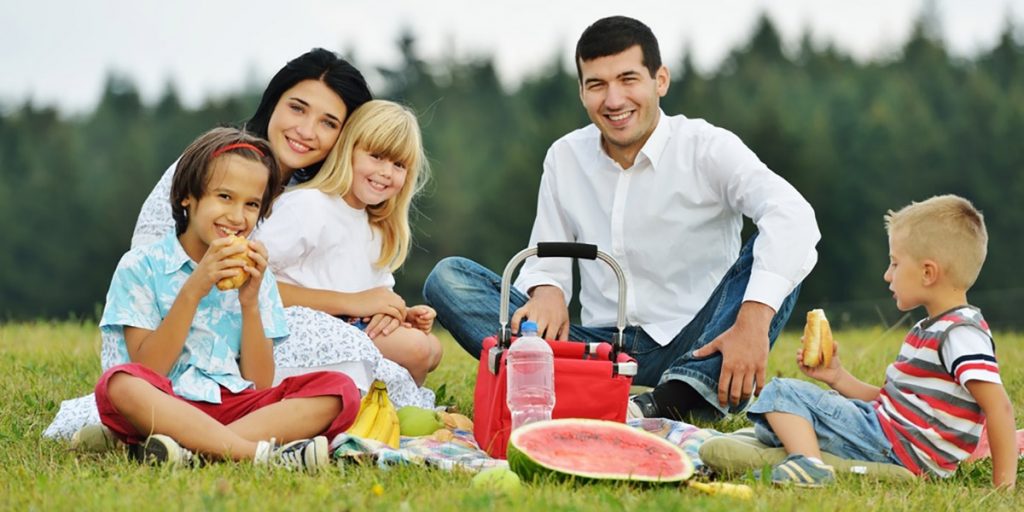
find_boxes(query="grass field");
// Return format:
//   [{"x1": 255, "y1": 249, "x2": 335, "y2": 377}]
[{"x1": 1, "y1": 321, "x2": 1022, "y2": 510}]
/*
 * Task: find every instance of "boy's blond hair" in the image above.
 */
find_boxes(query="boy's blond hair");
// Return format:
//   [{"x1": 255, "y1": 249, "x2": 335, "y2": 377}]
[
  {"x1": 884, "y1": 194, "x2": 988, "y2": 289},
  {"x1": 299, "y1": 100, "x2": 429, "y2": 271}
]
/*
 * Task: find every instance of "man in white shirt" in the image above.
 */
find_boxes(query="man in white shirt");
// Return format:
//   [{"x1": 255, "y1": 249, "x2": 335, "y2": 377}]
[{"x1": 423, "y1": 16, "x2": 820, "y2": 420}]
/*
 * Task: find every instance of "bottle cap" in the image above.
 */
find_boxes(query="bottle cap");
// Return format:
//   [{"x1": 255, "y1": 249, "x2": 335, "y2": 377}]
[{"x1": 521, "y1": 320, "x2": 538, "y2": 334}]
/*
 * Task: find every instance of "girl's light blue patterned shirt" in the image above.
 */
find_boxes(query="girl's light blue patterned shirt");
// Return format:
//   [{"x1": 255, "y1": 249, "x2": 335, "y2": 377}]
[{"x1": 99, "y1": 232, "x2": 289, "y2": 403}]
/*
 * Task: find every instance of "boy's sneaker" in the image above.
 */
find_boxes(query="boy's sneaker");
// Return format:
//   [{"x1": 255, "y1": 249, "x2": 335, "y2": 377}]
[
  {"x1": 70, "y1": 424, "x2": 126, "y2": 453},
  {"x1": 626, "y1": 392, "x2": 660, "y2": 419},
  {"x1": 767, "y1": 454, "x2": 836, "y2": 487},
  {"x1": 129, "y1": 434, "x2": 197, "y2": 468},
  {"x1": 257, "y1": 436, "x2": 329, "y2": 474}
]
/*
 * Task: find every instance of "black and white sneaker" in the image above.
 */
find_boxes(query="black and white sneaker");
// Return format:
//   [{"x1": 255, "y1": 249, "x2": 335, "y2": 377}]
[
  {"x1": 258, "y1": 436, "x2": 329, "y2": 474},
  {"x1": 130, "y1": 434, "x2": 196, "y2": 467},
  {"x1": 626, "y1": 392, "x2": 661, "y2": 419}
]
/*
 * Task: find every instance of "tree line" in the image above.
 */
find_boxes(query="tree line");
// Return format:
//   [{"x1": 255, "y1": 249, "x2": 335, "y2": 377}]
[{"x1": 3, "y1": 14, "x2": 1023, "y2": 329}]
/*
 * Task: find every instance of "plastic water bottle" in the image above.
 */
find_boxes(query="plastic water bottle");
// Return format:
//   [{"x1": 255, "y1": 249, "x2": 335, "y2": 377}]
[{"x1": 506, "y1": 320, "x2": 555, "y2": 431}]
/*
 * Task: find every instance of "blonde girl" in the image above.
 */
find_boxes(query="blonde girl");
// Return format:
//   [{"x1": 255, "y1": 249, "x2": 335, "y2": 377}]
[{"x1": 256, "y1": 100, "x2": 441, "y2": 385}]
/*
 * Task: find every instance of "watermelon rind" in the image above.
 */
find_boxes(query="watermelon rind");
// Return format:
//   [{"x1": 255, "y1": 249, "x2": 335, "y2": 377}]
[{"x1": 507, "y1": 418, "x2": 694, "y2": 484}]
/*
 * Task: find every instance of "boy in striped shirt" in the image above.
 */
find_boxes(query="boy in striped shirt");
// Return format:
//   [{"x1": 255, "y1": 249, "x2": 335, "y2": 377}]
[{"x1": 747, "y1": 195, "x2": 1016, "y2": 488}]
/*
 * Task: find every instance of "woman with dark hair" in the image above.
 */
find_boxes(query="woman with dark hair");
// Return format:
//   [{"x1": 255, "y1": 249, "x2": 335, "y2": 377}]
[{"x1": 45, "y1": 49, "x2": 434, "y2": 444}]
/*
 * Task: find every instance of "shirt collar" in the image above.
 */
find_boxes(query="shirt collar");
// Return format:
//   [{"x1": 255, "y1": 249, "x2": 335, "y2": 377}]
[
  {"x1": 640, "y1": 109, "x2": 671, "y2": 171},
  {"x1": 157, "y1": 231, "x2": 195, "y2": 275},
  {"x1": 593, "y1": 109, "x2": 671, "y2": 171}
]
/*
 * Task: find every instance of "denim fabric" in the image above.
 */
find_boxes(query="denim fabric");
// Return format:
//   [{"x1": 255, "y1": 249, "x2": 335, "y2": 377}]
[
  {"x1": 422, "y1": 233, "x2": 800, "y2": 418},
  {"x1": 748, "y1": 378, "x2": 904, "y2": 465}
]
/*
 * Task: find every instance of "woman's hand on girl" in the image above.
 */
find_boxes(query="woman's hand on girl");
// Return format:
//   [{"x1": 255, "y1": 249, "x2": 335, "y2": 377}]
[
  {"x1": 364, "y1": 313, "x2": 401, "y2": 339},
  {"x1": 352, "y1": 287, "x2": 407, "y2": 320}
]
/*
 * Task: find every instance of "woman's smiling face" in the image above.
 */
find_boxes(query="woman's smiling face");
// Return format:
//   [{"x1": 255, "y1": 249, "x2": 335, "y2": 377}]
[{"x1": 266, "y1": 79, "x2": 347, "y2": 176}]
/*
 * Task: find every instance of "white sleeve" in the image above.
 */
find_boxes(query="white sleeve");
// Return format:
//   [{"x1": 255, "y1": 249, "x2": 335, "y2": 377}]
[
  {"x1": 702, "y1": 129, "x2": 820, "y2": 311},
  {"x1": 131, "y1": 160, "x2": 178, "y2": 249},
  {"x1": 513, "y1": 147, "x2": 574, "y2": 301},
  {"x1": 252, "y1": 190, "x2": 318, "y2": 276},
  {"x1": 941, "y1": 325, "x2": 1001, "y2": 386}
]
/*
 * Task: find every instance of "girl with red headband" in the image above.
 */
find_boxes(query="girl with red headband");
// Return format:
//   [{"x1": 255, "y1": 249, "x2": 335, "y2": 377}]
[{"x1": 92, "y1": 127, "x2": 357, "y2": 470}]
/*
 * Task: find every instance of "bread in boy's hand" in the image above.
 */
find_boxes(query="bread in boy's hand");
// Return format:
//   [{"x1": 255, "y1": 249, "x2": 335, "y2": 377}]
[
  {"x1": 801, "y1": 308, "x2": 834, "y2": 368},
  {"x1": 216, "y1": 235, "x2": 253, "y2": 291}
]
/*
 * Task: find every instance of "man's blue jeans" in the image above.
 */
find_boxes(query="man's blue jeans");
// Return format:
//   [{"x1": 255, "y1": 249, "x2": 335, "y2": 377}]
[{"x1": 422, "y1": 235, "x2": 800, "y2": 417}]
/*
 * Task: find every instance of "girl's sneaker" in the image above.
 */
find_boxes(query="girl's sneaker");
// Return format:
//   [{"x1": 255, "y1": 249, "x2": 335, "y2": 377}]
[
  {"x1": 255, "y1": 436, "x2": 329, "y2": 474},
  {"x1": 130, "y1": 434, "x2": 197, "y2": 468},
  {"x1": 70, "y1": 424, "x2": 126, "y2": 453},
  {"x1": 768, "y1": 454, "x2": 836, "y2": 487}
]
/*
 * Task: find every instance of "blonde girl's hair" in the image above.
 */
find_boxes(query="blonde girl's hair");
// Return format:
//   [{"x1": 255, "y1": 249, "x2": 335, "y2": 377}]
[
  {"x1": 299, "y1": 100, "x2": 429, "y2": 271},
  {"x1": 884, "y1": 194, "x2": 988, "y2": 289}
]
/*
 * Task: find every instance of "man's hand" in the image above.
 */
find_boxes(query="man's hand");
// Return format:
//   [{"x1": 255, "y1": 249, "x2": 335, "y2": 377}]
[
  {"x1": 691, "y1": 301, "x2": 773, "y2": 408},
  {"x1": 510, "y1": 285, "x2": 570, "y2": 339}
]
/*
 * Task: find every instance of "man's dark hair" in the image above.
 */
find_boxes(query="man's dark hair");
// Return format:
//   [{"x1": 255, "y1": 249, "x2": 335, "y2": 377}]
[{"x1": 575, "y1": 16, "x2": 662, "y2": 81}]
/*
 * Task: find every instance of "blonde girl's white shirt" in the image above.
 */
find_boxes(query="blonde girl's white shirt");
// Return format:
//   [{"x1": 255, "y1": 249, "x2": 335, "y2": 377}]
[
  {"x1": 514, "y1": 111, "x2": 820, "y2": 346},
  {"x1": 253, "y1": 188, "x2": 395, "y2": 292}
]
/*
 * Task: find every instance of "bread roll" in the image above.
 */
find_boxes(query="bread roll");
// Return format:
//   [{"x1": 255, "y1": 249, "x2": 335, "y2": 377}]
[
  {"x1": 801, "y1": 309, "x2": 834, "y2": 368},
  {"x1": 216, "y1": 235, "x2": 253, "y2": 291}
]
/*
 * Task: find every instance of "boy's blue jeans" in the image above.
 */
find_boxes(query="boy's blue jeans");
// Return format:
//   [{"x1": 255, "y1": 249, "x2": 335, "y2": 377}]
[
  {"x1": 423, "y1": 234, "x2": 800, "y2": 418},
  {"x1": 748, "y1": 378, "x2": 903, "y2": 465}
]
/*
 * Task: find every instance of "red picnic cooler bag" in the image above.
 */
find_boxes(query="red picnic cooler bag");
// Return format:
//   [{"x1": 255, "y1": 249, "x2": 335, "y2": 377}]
[{"x1": 473, "y1": 242, "x2": 637, "y2": 458}]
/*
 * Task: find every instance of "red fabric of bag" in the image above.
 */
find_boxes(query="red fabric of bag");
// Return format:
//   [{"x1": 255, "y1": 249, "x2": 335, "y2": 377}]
[{"x1": 473, "y1": 334, "x2": 634, "y2": 458}]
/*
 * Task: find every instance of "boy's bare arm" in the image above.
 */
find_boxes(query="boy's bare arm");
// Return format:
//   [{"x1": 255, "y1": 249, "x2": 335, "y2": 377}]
[
  {"x1": 124, "y1": 289, "x2": 204, "y2": 375},
  {"x1": 966, "y1": 380, "x2": 1017, "y2": 489}
]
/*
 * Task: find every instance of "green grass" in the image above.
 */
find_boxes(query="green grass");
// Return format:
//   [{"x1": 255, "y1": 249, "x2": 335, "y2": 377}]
[{"x1": 1, "y1": 321, "x2": 1022, "y2": 510}]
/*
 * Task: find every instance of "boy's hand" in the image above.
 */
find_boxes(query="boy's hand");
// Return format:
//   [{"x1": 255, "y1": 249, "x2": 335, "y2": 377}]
[
  {"x1": 236, "y1": 240, "x2": 268, "y2": 307},
  {"x1": 185, "y1": 237, "x2": 251, "y2": 297},
  {"x1": 406, "y1": 305, "x2": 436, "y2": 334},
  {"x1": 798, "y1": 338, "x2": 843, "y2": 386}
]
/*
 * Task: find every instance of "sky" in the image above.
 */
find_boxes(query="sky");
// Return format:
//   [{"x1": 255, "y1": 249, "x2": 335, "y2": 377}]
[{"x1": 2, "y1": 0, "x2": 1023, "y2": 115}]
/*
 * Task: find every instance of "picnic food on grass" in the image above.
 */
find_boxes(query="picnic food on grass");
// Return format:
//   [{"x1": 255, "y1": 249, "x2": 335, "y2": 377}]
[
  {"x1": 345, "y1": 380, "x2": 401, "y2": 448},
  {"x1": 471, "y1": 466, "x2": 522, "y2": 495},
  {"x1": 396, "y1": 406, "x2": 445, "y2": 437},
  {"x1": 802, "y1": 308, "x2": 835, "y2": 368},
  {"x1": 507, "y1": 418, "x2": 694, "y2": 483},
  {"x1": 216, "y1": 235, "x2": 253, "y2": 291}
]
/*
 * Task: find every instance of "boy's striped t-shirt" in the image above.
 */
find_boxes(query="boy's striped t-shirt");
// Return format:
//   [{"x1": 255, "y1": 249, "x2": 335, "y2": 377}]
[{"x1": 873, "y1": 306, "x2": 1000, "y2": 477}]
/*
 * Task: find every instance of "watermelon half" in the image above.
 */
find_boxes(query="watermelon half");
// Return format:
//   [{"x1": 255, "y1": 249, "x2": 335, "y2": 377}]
[{"x1": 507, "y1": 418, "x2": 694, "y2": 483}]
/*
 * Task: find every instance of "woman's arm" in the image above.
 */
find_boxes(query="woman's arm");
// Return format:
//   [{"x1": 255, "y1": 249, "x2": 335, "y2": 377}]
[
  {"x1": 278, "y1": 282, "x2": 406, "y2": 320},
  {"x1": 131, "y1": 161, "x2": 178, "y2": 249}
]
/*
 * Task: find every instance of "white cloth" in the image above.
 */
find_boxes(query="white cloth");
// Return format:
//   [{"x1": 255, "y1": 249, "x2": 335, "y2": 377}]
[
  {"x1": 253, "y1": 188, "x2": 394, "y2": 291},
  {"x1": 514, "y1": 112, "x2": 820, "y2": 346}
]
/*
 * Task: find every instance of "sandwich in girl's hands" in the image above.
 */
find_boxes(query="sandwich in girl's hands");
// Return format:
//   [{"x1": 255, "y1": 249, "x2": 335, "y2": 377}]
[{"x1": 216, "y1": 235, "x2": 255, "y2": 291}]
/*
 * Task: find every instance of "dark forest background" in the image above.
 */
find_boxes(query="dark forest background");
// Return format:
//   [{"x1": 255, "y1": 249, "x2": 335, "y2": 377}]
[{"x1": 3, "y1": 14, "x2": 1024, "y2": 330}]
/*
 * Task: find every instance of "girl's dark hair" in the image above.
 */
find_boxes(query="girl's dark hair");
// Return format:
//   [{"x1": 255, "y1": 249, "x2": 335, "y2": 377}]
[
  {"x1": 244, "y1": 48, "x2": 373, "y2": 180},
  {"x1": 170, "y1": 127, "x2": 281, "y2": 235},
  {"x1": 575, "y1": 16, "x2": 662, "y2": 81}
]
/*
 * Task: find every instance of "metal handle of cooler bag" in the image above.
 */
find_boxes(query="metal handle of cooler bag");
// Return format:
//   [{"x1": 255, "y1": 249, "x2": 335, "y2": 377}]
[{"x1": 491, "y1": 242, "x2": 631, "y2": 375}]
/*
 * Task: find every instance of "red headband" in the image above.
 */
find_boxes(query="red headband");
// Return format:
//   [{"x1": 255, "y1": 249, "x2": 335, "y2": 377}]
[{"x1": 212, "y1": 142, "x2": 265, "y2": 159}]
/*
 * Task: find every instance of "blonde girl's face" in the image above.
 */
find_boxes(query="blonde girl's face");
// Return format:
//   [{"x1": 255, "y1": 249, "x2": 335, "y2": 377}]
[
  {"x1": 343, "y1": 147, "x2": 408, "y2": 210},
  {"x1": 266, "y1": 79, "x2": 347, "y2": 176}
]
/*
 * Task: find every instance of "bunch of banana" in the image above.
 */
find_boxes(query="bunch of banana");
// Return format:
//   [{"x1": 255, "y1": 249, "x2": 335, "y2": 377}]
[{"x1": 345, "y1": 380, "x2": 400, "y2": 448}]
